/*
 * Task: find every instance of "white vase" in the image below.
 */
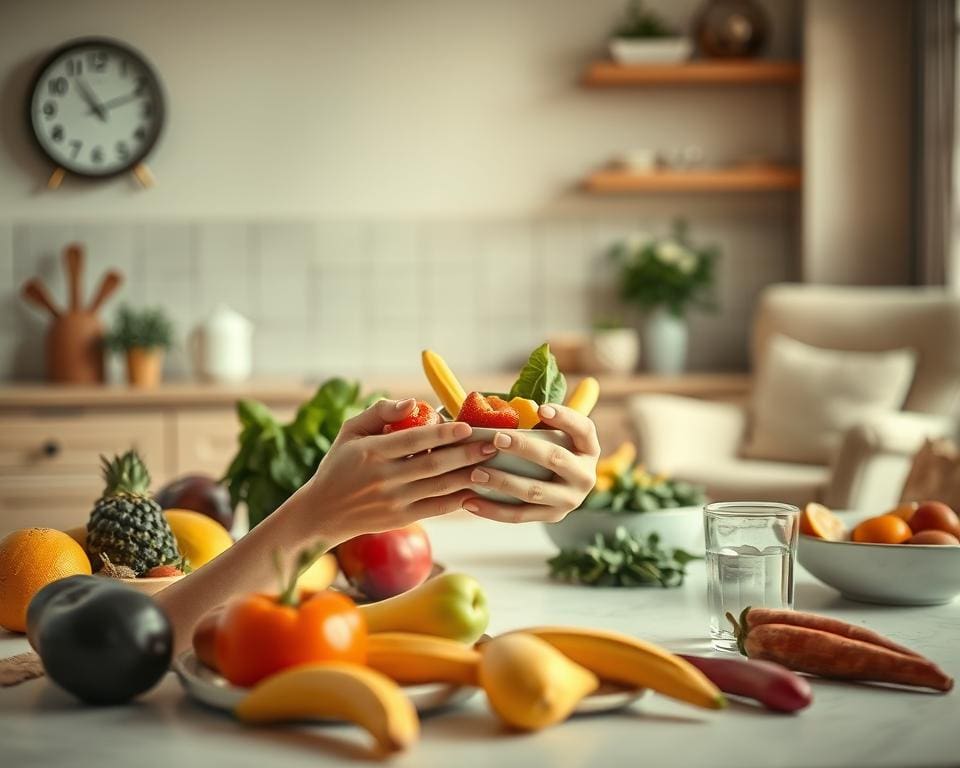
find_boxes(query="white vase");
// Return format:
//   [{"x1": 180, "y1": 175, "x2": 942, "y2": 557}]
[
  {"x1": 584, "y1": 328, "x2": 640, "y2": 374},
  {"x1": 643, "y1": 308, "x2": 688, "y2": 374},
  {"x1": 193, "y1": 305, "x2": 254, "y2": 383}
]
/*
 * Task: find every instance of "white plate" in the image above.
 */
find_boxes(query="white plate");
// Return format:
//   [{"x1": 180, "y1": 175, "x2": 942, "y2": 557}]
[
  {"x1": 173, "y1": 651, "x2": 476, "y2": 715},
  {"x1": 174, "y1": 652, "x2": 646, "y2": 717}
]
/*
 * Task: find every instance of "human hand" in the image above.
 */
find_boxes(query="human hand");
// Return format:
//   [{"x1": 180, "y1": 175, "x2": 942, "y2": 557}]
[
  {"x1": 460, "y1": 404, "x2": 600, "y2": 523},
  {"x1": 295, "y1": 398, "x2": 496, "y2": 543}
]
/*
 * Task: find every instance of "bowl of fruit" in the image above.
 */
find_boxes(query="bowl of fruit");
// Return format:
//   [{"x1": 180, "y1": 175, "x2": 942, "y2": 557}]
[
  {"x1": 421, "y1": 345, "x2": 596, "y2": 505},
  {"x1": 542, "y1": 441, "x2": 708, "y2": 554},
  {"x1": 798, "y1": 501, "x2": 960, "y2": 605}
]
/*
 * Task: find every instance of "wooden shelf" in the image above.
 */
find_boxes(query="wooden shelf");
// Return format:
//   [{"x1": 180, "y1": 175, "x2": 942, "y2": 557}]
[
  {"x1": 583, "y1": 60, "x2": 801, "y2": 87},
  {"x1": 583, "y1": 166, "x2": 801, "y2": 193}
]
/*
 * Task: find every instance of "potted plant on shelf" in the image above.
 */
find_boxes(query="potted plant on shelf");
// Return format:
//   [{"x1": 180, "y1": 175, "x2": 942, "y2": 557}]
[
  {"x1": 106, "y1": 305, "x2": 174, "y2": 389},
  {"x1": 608, "y1": 0, "x2": 692, "y2": 65},
  {"x1": 609, "y1": 221, "x2": 718, "y2": 375}
]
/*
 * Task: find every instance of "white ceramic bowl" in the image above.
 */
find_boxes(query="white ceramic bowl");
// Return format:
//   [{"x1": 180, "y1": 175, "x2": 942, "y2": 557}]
[
  {"x1": 544, "y1": 506, "x2": 704, "y2": 554},
  {"x1": 798, "y1": 513, "x2": 960, "y2": 606}
]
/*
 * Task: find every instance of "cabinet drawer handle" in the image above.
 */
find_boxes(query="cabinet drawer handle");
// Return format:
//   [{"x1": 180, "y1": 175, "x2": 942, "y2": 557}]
[{"x1": 41, "y1": 440, "x2": 61, "y2": 458}]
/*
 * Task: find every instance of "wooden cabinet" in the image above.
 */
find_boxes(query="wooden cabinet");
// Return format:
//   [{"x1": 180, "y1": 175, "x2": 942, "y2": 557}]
[{"x1": 0, "y1": 375, "x2": 749, "y2": 536}]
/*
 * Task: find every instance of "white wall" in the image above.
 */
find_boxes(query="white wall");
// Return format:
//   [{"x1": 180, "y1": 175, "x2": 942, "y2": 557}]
[
  {"x1": 0, "y1": 0, "x2": 800, "y2": 218},
  {"x1": 802, "y1": 0, "x2": 913, "y2": 285}
]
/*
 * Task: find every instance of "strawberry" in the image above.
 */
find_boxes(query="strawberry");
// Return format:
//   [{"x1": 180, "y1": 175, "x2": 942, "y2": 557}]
[
  {"x1": 144, "y1": 564, "x2": 183, "y2": 578},
  {"x1": 456, "y1": 391, "x2": 520, "y2": 429},
  {"x1": 382, "y1": 400, "x2": 440, "y2": 433}
]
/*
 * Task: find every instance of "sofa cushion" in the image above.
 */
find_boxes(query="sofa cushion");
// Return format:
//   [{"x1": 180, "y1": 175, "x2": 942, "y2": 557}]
[
  {"x1": 742, "y1": 335, "x2": 917, "y2": 465},
  {"x1": 669, "y1": 458, "x2": 830, "y2": 508}
]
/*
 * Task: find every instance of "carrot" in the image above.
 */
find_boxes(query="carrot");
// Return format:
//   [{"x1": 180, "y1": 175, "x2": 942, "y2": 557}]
[
  {"x1": 740, "y1": 624, "x2": 954, "y2": 692},
  {"x1": 738, "y1": 607, "x2": 923, "y2": 658}
]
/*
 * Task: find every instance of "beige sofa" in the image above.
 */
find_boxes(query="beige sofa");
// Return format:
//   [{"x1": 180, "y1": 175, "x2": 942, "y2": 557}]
[{"x1": 629, "y1": 284, "x2": 960, "y2": 511}]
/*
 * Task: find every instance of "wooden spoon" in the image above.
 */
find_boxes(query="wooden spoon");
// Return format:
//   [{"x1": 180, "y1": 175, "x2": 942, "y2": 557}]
[
  {"x1": 64, "y1": 243, "x2": 84, "y2": 311},
  {"x1": 21, "y1": 279, "x2": 61, "y2": 319},
  {"x1": 88, "y1": 271, "x2": 123, "y2": 313}
]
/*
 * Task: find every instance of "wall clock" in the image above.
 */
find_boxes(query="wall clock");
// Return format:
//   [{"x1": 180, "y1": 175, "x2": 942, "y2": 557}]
[{"x1": 28, "y1": 37, "x2": 165, "y2": 187}]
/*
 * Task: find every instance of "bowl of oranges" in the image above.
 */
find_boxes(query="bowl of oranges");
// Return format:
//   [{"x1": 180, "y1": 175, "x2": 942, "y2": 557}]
[{"x1": 797, "y1": 501, "x2": 960, "y2": 605}]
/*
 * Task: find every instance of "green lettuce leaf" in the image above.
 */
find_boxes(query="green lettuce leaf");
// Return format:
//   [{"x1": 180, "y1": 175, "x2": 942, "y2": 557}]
[{"x1": 508, "y1": 343, "x2": 567, "y2": 404}]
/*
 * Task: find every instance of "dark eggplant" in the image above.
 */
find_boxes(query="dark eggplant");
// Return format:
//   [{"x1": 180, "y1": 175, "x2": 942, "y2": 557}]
[
  {"x1": 154, "y1": 474, "x2": 234, "y2": 531},
  {"x1": 27, "y1": 575, "x2": 173, "y2": 705}
]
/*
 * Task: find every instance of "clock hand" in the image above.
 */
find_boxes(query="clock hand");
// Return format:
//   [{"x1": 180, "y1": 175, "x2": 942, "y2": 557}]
[
  {"x1": 76, "y1": 77, "x2": 108, "y2": 122},
  {"x1": 92, "y1": 90, "x2": 140, "y2": 112}
]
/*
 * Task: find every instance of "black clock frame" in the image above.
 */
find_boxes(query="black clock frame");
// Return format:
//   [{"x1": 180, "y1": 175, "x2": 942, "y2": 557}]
[{"x1": 26, "y1": 36, "x2": 166, "y2": 179}]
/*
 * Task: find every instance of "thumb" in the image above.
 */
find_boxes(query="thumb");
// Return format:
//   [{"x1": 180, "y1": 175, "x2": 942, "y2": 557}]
[{"x1": 340, "y1": 398, "x2": 417, "y2": 438}]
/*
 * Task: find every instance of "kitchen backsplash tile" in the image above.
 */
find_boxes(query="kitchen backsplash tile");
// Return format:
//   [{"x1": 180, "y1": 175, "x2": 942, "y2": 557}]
[{"x1": 0, "y1": 214, "x2": 792, "y2": 380}]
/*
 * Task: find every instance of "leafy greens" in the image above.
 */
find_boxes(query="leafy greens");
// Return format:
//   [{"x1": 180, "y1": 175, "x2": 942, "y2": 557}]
[{"x1": 508, "y1": 343, "x2": 567, "y2": 405}]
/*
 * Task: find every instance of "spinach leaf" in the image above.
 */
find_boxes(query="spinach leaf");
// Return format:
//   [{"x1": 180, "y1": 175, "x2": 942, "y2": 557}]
[{"x1": 508, "y1": 343, "x2": 567, "y2": 405}]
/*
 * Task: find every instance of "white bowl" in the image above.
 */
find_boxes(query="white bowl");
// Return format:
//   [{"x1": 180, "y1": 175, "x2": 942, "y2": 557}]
[
  {"x1": 609, "y1": 37, "x2": 693, "y2": 65},
  {"x1": 544, "y1": 506, "x2": 705, "y2": 554},
  {"x1": 798, "y1": 513, "x2": 960, "y2": 606}
]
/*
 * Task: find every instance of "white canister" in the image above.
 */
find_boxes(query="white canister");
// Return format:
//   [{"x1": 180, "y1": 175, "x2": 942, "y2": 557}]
[{"x1": 194, "y1": 305, "x2": 253, "y2": 383}]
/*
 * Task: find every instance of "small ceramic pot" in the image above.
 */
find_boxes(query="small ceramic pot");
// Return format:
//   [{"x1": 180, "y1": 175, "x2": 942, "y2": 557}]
[
  {"x1": 585, "y1": 328, "x2": 640, "y2": 374},
  {"x1": 126, "y1": 347, "x2": 164, "y2": 389}
]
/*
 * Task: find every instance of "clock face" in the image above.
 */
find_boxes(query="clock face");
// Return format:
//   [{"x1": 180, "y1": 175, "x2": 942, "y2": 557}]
[{"x1": 29, "y1": 38, "x2": 165, "y2": 178}]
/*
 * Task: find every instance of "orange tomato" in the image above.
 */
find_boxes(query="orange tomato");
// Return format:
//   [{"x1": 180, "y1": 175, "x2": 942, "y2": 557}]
[
  {"x1": 909, "y1": 501, "x2": 960, "y2": 538},
  {"x1": 799, "y1": 503, "x2": 845, "y2": 541},
  {"x1": 888, "y1": 502, "x2": 919, "y2": 524},
  {"x1": 851, "y1": 514, "x2": 913, "y2": 545},
  {"x1": 216, "y1": 590, "x2": 367, "y2": 687}
]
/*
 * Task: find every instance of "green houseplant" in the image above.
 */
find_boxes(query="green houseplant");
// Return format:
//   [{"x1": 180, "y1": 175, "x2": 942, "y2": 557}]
[
  {"x1": 105, "y1": 305, "x2": 174, "y2": 389},
  {"x1": 609, "y1": 221, "x2": 719, "y2": 374},
  {"x1": 609, "y1": 1, "x2": 692, "y2": 64}
]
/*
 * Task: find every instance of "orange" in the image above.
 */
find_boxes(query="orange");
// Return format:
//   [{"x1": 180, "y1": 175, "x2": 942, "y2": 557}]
[
  {"x1": 889, "y1": 502, "x2": 919, "y2": 524},
  {"x1": 0, "y1": 528, "x2": 92, "y2": 633},
  {"x1": 799, "y1": 503, "x2": 845, "y2": 541},
  {"x1": 851, "y1": 514, "x2": 913, "y2": 545}
]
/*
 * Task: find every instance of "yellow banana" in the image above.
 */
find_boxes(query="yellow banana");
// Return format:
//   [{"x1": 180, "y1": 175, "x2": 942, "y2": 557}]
[
  {"x1": 366, "y1": 632, "x2": 480, "y2": 686},
  {"x1": 234, "y1": 662, "x2": 419, "y2": 754},
  {"x1": 421, "y1": 349, "x2": 467, "y2": 417},
  {"x1": 596, "y1": 441, "x2": 637, "y2": 478},
  {"x1": 593, "y1": 474, "x2": 614, "y2": 492},
  {"x1": 518, "y1": 626, "x2": 725, "y2": 710},
  {"x1": 508, "y1": 397, "x2": 540, "y2": 429},
  {"x1": 478, "y1": 633, "x2": 598, "y2": 731},
  {"x1": 565, "y1": 376, "x2": 600, "y2": 416}
]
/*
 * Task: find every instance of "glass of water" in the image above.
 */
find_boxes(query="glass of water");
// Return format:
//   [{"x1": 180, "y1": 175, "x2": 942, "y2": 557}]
[{"x1": 704, "y1": 502, "x2": 799, "y2": 652}]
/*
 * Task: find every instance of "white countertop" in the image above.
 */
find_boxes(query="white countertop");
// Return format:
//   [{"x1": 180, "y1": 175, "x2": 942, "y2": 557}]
[{"x1": 2, "y1": 517, "x2": 958, "y2": 768}]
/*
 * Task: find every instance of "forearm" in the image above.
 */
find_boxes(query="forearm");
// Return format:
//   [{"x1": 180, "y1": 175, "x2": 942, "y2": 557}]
[{"x1": 155, "y1": 481, "x2": 344, "y2": 652}]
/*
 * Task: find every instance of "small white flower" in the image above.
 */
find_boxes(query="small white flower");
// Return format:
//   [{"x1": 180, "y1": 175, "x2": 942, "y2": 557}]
[
  {"x1": 678, "y1": 253, "x2": 698, "y2": 274},
  {"x1": 655, "y1": 239, "x2": 689, "y2": 265}
]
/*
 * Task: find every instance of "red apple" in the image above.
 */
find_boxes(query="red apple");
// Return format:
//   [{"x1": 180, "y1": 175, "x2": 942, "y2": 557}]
[{"x1": 336, "y1": 524, "x2": 432, "y2": 601}]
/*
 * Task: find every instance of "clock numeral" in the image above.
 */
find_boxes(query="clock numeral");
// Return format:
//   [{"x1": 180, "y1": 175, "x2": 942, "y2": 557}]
[
  {"x1": 133, "y1": 126, "x2": 146, "y2": 142},
  {"x1": 116, "y1": 141, "x2": 130, "y2": 161},
  {"x1": 42, "y1": 101, "x2": 57, "y2": 119},
  {"x1": 88, "y1": 50, "x2": 108, "y2": 72},
  {"x1": 69, "y1": 139, "x2": 83, "y2": 159},
  {"x1": 142, "y1": 101, "x2": 153, "y2": 118},
  {"x1": 51, "y1": 125, "x2": 64, "y2": 142},
  {"x1": 65, "y1": 58, "x2": 83, "y2": 77},
  {"x1": 135, "y1": 76, "x2": 148, "y2": 95},
  {"x1": 48, "y1": 77, "x2": 68, "y2": 96},
  {"x1": 91, "y1": 146, "x2": 104, "y2": 164}
]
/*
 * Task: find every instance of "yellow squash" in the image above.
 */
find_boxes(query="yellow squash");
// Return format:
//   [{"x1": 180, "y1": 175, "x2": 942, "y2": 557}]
[
  {"x1": 366, "y1": 632, "x2": 480, "y2": 686},
  {"x1": 565, "y1": 376, "x2": 600, "y2": 416},
  {"x1": 596, "y1": 441, "x2": 637, "y2": 479},
  {"x1": 421, "y1": 349, "x2": 467, "y2": 417}
]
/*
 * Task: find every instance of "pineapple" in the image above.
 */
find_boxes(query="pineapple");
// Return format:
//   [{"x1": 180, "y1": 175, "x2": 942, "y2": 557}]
[{"x1": 86, "y1": 450, "x2": 179, "y2": 576}]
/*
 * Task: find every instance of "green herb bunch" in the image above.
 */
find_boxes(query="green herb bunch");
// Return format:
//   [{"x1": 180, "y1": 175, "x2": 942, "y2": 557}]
[
  {"x1": 548, "y1": 527, "x2": 699, "y2": 588},
  {"x1": 609, "y1": 220, "x2": 719, "y2": 319},
  {"x1": 613, "y1": 0, "x2": 675, "y2": 39},
  {"x1": 105, "y1": 305, "x2": 175, "y2": 351},
  {"x1": 508, "y1": 343, "x2": 567, "y2": 405},
  {"x1": 222, "y1": 378, "x2": 384, "y2": 528},
  {"x1": 582, "y1": 465, "x2": 706, "y2": 514}
]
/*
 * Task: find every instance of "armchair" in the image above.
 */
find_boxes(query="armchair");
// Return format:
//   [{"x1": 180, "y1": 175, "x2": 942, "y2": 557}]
[{"x1": 629, "y1": 285, "x2": 960, "y2": 510}]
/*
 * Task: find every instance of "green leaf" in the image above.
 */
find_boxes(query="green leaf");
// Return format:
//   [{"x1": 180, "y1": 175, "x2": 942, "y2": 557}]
[
  {"x1": 237, "y1": 399, "x2": 277, "y2": 430},
  {"x1": 508, "y1": 343, "x2": 567, "y2": 404}
]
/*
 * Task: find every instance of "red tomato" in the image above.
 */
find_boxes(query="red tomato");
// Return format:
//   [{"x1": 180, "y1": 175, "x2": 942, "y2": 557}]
[
  {"x1": 336, "y1": 524, "x2": 432, "y2": 601},
  {"x1": 215, "y1": 590, "x2": 366, "y2": 687},
  {"x1": 909, "y1": 501, "x2": 960, "y2": 538}
]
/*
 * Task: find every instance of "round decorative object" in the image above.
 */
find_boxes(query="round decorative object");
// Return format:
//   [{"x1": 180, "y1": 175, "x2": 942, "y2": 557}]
[
  {"x1": 28, "y1": 37, "x2": 165, "y2": 177},
  {"x1": 693, "y1": 0, "x2": 769, "y2": 59},
  {"x1": 584, "y1": 328, "x2": 640, "y2": 374}
]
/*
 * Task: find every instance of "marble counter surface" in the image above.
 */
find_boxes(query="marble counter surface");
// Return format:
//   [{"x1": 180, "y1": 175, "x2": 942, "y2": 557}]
[{"x1": 2, "y1": 517, "x2": 958, "y2": 768}]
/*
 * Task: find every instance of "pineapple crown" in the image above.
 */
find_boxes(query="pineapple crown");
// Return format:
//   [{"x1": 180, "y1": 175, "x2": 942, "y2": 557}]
[{"x1": 100, "y1": 449, "x2": 152, "y2": 497}]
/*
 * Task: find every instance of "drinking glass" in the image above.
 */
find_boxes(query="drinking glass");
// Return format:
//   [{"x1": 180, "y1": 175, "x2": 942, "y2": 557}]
[{"x1": 704, "y1": 502, "x2": 799, "y2": 652}]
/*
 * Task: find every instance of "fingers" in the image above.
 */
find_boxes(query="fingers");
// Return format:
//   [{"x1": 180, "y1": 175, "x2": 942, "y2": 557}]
[
  {"x1": 462, "y1": 497, "x2": 571, "y2": 524},
  {"x1": 536, "y1": 404, "x2": 601, "y2": 457},
  {"x1": 401, "y1": 467, "x2": 477, "y2": 505},
  {"x1": 341, "y1": 398, "x2": 417, "y2": 438},
  {"x1": 403, "y1": 489, "x2": 478, "y2": 522},
  {"x1": 467, "y1": 465, "x2": 567, "y2": 507},
  {"x1": 395, "y1": 440, "x2": 496, "y2": 482},
  {"x1": 486, "y1": 430, "x2": 592, "y2": 487},
  {"x1": 372, "y1": 420, "x2": 473, "y2": 459}
]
